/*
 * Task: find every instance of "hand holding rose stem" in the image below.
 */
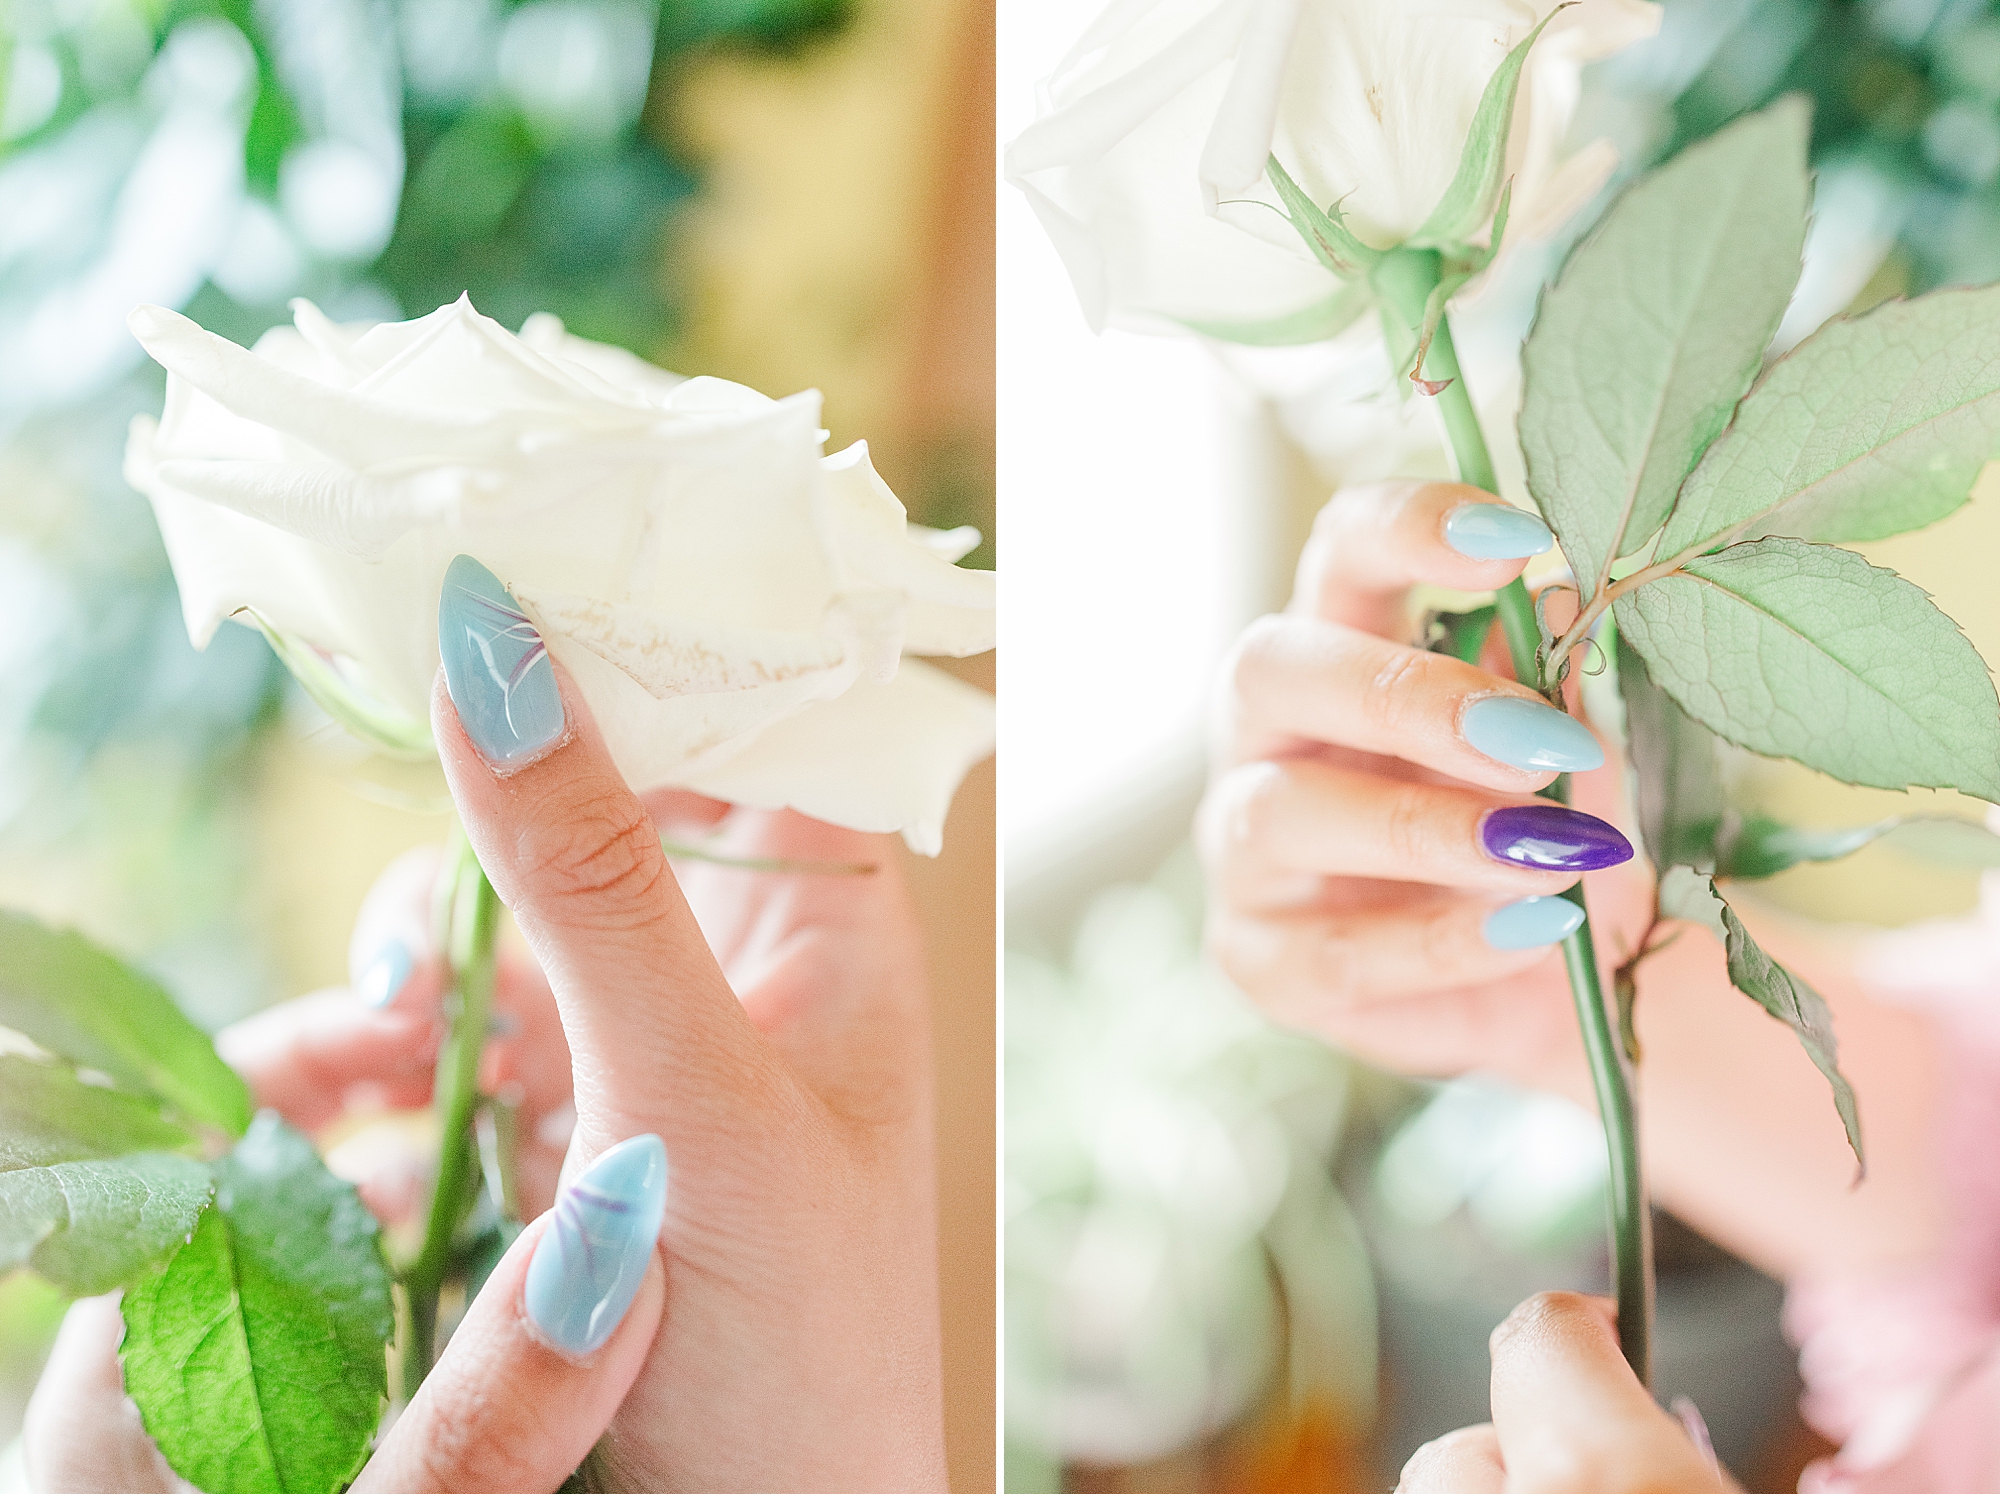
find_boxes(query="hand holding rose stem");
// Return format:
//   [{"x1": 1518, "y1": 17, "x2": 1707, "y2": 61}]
[
  {"x1": 1374, "y1": 247, "x2": 1654, "y2": 1384},
  {"x1": 399, "y1": 829, "x2": 502, "y2": 1396}
]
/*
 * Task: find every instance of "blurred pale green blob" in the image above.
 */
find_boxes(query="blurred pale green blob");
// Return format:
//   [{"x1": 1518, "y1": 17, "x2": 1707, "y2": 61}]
[
  {"x1": 0, "y1": 0, "x2": 854, "y2": 1038},
  {"x1": 1006, "y1": 874, "x2": 1374, "y2": 1469},
  {"x1": 1374, "y1": 1078, "x2": 1610, "y2": 1258}
]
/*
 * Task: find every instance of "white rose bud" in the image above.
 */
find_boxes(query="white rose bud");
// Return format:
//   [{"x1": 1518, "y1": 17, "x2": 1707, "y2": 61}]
[
  {"x1": 1007, "y1": 0, "x2": 1660, "y2": 341},
  {"x1": 123, "y1": 296, "x2": 996, "y2": 855}
]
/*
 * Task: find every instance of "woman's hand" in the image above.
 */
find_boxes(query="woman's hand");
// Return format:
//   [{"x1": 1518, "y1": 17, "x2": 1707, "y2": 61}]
[
  {"x1": 1197, "y1": 479, "x2": 1654, "y2": 1082},
  {"x1": 1196, "y1": 479, "x2": 1945, "y2": 1282},
  {"x1": 1397, "y1": 1292, "x2": 1736, "y2": 1493},
  {"x1": 25, "y1": 656, "x2": 946, "y2": 1492}
]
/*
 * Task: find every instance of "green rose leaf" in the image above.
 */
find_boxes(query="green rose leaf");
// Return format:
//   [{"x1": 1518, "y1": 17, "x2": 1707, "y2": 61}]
[
  {"x1": 0, "y1": 1052, "x2": 201, "y2": 1169},
  {"x1": 0, "y1": 1054, "x2": 212, "y2": 1295},
  {"x1": 1411, "y1": 6, "x2": 1567, "y2": 246},
  {"x1": 0, "y1": 912, "x2": 252, "y2": 1135},
  {"x1": 1, "y1": 1154, "x2": 214, "y2": 1297},
  {"x1": 1614, "y1": 537, "x2": 2000, "y2": 802},
  {"x1": 1658, "y1": 283, "x2": 2000, "y2": 559},
  {"x1": 1615, "y1": 630, "x2": 1726, "y2": 874},
  {"x1": 1521, "y1": 99, "x2": 1809, "y2": 605},
  {"x1": 1658, "y1": 869, "x2": 1862, "y2": 1169},
  {"x1": 1179, "y1": 279, "x2": 1371, "y2": 347},
  {"x1": 122, "y1": 1115, "x2": 392, "y2": 1494}
]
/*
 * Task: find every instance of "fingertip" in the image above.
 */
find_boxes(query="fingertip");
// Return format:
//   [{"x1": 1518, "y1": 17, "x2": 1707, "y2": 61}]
[
  {"x1": 1490, "y1": 1290, "x2": 1617, "y2": 1359},
  {"x1": 349, "y1": 843, "x2": 450, "y2": 1012}
]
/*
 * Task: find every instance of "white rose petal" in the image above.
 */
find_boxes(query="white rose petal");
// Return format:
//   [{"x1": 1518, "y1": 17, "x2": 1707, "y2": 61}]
[
  {"x1": 1008, "y1": 0, "x2": 1661, "y2": 335},
  {"x1": 126, "y1": 296, "x2": 996, "y2": 852},
  {"x1": 680, "y1": 661, "x2": 998, "y2": 858}
]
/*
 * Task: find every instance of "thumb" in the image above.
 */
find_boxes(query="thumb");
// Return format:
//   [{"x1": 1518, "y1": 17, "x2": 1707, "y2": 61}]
[
  {"x1": 1488, "y1": 1293, "x2": 1725, "y2": 1492},
  {"x1": 353, "y1": 1137, "x2": 668, "y2": 1493},
  {"x1": 431, "y1": 555, "x2": 794, "y2": 1166}
]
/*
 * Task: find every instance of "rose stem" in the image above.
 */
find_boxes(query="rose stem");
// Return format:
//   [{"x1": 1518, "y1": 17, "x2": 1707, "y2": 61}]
[
  {"x1": 401, "y1": 825, "x2": 503, "y2": 1400},
  {"x1": 1372, "y1": 246, "x2": 1654, "y2": 1386}
]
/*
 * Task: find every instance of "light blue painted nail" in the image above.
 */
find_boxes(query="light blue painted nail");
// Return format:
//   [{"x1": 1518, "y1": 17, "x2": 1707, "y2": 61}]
[
  {"x1": 1445, "y1": 503, "x2": 1554, "y2": 560},
  {"x1": 356, "y1": 941, "x2": 412, "y2": 1009},
  {"x1": 438, "y1": 554, "x2": 565, "y2": 768},
  {"x1": 525, "y1": 1133, "x2": 667, "y2": 1357},
  {"x1": 1484, "y1": 896, "x2": 1587, "y2": 951},
  {"x1": 1462, "y1": 695, "x2": 1604, "y2": 773}
]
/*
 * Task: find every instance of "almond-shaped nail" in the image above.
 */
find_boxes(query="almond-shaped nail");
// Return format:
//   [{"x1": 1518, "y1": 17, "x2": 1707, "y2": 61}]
[
  {"x1": 438, "y1": 554, "x2": 564, "y2": 768},
  {"x1": 1483, "y1": 895, "x2": 1587, "y2": 950},
  {"x1": 1462, "y1": 696, "x2": 1604, "y2": 773},
  {"x1": 356, "y1": 939, "x2": 413, "y2": 1008},
  {"x1": 1481, "y1": 804, "x2": 1632, "y2": 872},
  {"x1": 1445, "y1": 503, "x2": 1553, "y2": 560},
  {"x1": 524, "y1": 1134, "x2": 667, "y2": 1357}
]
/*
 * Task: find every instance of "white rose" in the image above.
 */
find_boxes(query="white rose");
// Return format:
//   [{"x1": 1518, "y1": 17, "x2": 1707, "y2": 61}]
[
  {"x1": 1007, "y1": 0, "x2": 1660, "y2": 337},
  {"x1": 124, "y1": 296, "x2": 995, "y2": 855}
]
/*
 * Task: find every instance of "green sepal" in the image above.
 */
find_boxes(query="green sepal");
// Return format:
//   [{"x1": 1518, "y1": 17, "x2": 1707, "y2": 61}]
[
  {"x1": 240, "y1": 607, "x2": 434, "y2": 760},
  {"x1": 1410, "y1": 5, "x2": 1569, "y2": 246},
  {"x1": 1180, "y1": 278, "x2": 1373, "y2": 347},
  {"x1": 1265, "y1": 154, "x2": 1381, "y2": 275}
]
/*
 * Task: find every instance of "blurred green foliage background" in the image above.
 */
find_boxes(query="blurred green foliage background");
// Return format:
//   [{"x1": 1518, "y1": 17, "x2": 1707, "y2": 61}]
[{"x1": 0, "y1": 0, "x2": 852, "y2": 1004}]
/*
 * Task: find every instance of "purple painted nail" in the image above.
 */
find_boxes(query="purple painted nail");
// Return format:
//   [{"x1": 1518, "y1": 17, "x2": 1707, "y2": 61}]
[{"x1": 1481, "y1": 804, "x2": 1633, "y2": 872}]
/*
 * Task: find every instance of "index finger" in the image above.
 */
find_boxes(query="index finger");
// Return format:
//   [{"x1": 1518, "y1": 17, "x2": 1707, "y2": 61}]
[
  {"x1": 1489, "y1": 1293, "x2": 1726, "y2": 1493},
  {"x1": 1292, "y1": 481, "x2": 1553, "y2": 637}
]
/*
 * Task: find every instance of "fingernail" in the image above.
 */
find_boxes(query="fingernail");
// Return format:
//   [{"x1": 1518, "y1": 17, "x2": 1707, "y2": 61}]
[
  {"x1": 524, "y1": 1133, "x2": 667, "y2": 1357},
  {"x1": 1481, "y1": 804, "x2": 1632, "y2": 872},
  {"x1": 438, "y1": 554, "x2": 565, "y2": 768},
  {"x1": 1462, "y1": 696, "x2": 1604, "y2": 773},
  {"x1": 356, "y1": 940, "x2": 413, "y2": 1008},
  {"x1": 1483, "y1": 895, "x2": 1587, "y2": 950},
  {"x1": 1445, "y1": 503, "x2": 1553, "y2": 559}
]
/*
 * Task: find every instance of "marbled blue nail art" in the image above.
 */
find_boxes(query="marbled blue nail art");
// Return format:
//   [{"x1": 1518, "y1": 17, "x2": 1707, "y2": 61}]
[
  {"x1": 524, "y1": 1134, "x2": 667, "y2": 1357},
  {"x1": 437, "y1": 554, "x2": 564, "y2": 767}
]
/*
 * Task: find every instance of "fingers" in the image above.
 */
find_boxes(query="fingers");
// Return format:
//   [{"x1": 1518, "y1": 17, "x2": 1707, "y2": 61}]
[
  {"x1": 353, "y1": 1142, "x2": 667, "y2": 1494},
  {"x1": 347, "y1": 846, "x2": 450, "y2": 1013},
  {"x1": 431, "y1": 654, "x2": 785, "y2": 1165},
  {"x1": 1291, "y1": 481, "x2": 1551, "y2": 636},
  {"x1": 22, "y1": 1298, "x2": 193, "y2": 1494},
  {"x1": 1396, "y1": 1426, "x2": 1504, "y2": 1493},
  {"x1": 1203, "y1": 758, "x2": 1629, "y2": 907},
  {"x1": 1222, "y1": 612, "x2": 1601, "y2": 787},
  {"x1": 218, "y1": 993, "x2": 440, "y2": 1131},
  {"x1": 1488, "y1": 1293, "x2": 1722, "y2": 1493},
  {"x1": 1209, "y1": 894, "x2": 1579, "y2": 1022}
]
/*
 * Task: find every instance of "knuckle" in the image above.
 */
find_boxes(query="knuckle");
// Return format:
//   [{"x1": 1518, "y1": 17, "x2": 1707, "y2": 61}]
[
  {"x1": 1224, "y1": 614, "x2": 1290, "y2": 701},
  {"x1": 513, "y1": 787, "x2": 670, "y2": 927},
  {"x1": 1380, "y1": 781, "x2": 1438, "y2": 869},
  {"x1": 1228, "y1": 760, "x2": 1293, "y2": 851},
  {"x1": 1360, "y1": 644, "x2": 1433, "y2": 741},
  {"x1": 1306, "y1": 927, "x2": 1366, "y2": 1007}
]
